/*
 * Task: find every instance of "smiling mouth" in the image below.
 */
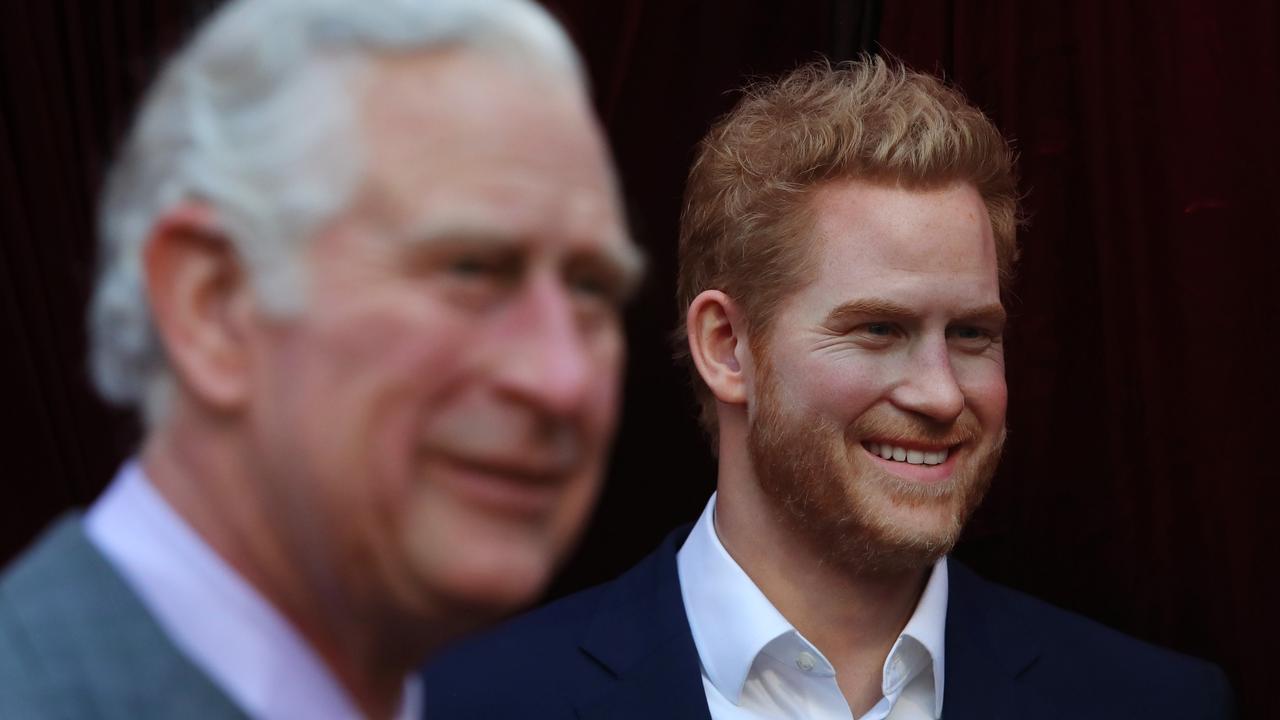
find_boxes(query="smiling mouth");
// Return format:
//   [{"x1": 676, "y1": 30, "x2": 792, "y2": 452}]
[{"x1": 861, "y1": 441, "x2": 955, "y2": 466}]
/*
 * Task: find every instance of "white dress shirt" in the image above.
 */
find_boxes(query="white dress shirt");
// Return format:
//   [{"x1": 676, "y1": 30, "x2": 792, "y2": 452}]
[
  {"x1": 676, "y1": 494, "x2": 947, "y2": 720},
  {"x1": 84, "y1": 460, "x2": 423, "y2": 720}
]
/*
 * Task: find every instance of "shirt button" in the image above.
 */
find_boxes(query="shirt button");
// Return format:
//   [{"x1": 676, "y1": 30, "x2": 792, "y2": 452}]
[{"x1": 795, "y1": 651, "x2": 817, "y2": 672}]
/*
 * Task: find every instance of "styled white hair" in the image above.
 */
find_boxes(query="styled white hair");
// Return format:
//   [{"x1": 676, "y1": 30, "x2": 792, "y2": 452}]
[{"x1": 89, "y1": 0, "x2": 587, "y2": 425}]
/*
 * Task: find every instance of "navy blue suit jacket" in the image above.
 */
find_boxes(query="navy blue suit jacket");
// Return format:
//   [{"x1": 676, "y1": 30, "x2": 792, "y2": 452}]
[{"x1": 423, "y1": 526, "x2": 1234, "y2": 719}]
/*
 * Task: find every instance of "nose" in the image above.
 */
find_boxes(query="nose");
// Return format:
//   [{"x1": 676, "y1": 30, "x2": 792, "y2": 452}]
[
  {"x1": 491, "y1": 275, "x2": 594, "y2": 418},
  {"x1": 889, "y1": 340, "x2": 965, "y2": 424}
]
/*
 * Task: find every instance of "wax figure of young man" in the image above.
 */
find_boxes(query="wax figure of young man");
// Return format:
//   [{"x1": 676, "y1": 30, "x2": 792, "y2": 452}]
[
  {"x1": 0, "y1": 0, "x2": 643, "y2": 718},
  {"x1": 422, "y1": 58, "x2": 1234, "y2": 720}
]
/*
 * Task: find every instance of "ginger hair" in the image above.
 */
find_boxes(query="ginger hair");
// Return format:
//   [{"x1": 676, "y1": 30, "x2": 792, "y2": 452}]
[{"x1": 676, "y1": 56, "x2": 1020, "y2": 437}]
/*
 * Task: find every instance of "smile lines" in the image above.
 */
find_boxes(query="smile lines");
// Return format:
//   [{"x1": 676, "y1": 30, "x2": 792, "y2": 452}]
[{"x1": 863, "y1": 441, "x2": 950, "y2": 466}]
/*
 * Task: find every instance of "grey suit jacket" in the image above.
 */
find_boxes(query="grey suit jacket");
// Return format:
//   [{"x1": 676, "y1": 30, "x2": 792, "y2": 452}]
[{"x1": 0, "y1": 514, "x2": 247, "y2": 719}]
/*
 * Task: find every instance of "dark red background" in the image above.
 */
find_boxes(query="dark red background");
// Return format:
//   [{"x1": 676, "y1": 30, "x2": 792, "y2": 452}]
[{"x1": 2, "y1": 2, "x2": 1275, "y2": 717}]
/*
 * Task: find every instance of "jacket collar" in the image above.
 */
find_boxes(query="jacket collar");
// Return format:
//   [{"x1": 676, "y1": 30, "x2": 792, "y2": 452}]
[
  {"x1": 677, "y1": 495, "x2": 948, "y2": 714},
  {"x1": 576, "y1": 525, "x2": 712, "y2": 720},
  {"x1": 571, "y1": 524, "x2": 1061, "y2": 720}
]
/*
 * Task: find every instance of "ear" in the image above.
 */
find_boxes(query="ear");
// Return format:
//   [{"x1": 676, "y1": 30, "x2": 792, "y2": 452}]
[
  {"x1": 143, "y1": 203, "x2": 256, "y2": 414},
  {"x1": 686, "y1": 290, "x2": 750, "y2": 407}
]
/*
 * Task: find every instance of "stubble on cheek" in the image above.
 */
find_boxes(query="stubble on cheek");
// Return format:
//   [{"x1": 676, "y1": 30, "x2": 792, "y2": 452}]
[{"x1": 747, "y1": 368, "x2": 1006, "y2": 574}]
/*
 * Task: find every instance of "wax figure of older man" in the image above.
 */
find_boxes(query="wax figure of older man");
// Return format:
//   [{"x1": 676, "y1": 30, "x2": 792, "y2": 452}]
[
  {"x1": 0, "y1": 0, "x2": 642, "y2": 718},
  {"x1": 423, "y1": 58, "x2": 1234, "y2": 719}
]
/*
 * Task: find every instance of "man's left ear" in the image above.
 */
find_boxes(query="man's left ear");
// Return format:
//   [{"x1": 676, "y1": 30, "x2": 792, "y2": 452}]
[{"x1": 143, "y1": 203, "x2": 257, "y2": 414}]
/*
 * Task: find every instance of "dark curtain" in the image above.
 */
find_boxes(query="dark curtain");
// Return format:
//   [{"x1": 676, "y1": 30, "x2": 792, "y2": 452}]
[
  {"x1": 876, "y1": 3, "x2": 1278, "y2": 716},
  {"x1": 1, "y1": 1, "x2": 1273, "y2": 717},
  {"x1": 538, "y1": 0, "x2": 885, "y2": 592},
  {"x1": 0, "y1": 0, "x2": 195, "y2": 569}
]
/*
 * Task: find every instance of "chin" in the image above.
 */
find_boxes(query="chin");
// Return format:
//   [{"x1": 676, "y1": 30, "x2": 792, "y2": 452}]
[
  {"x1": 797, "y1": 482, "x2": 959, "y2": 575},
  {"x1": 871, "y1": 478, "x2": 968, "y2": 534},
  {"x1": 431, "y1": 537, "x2": 558, "y2": 618},
  {"x1": 872, "y1": 518, "x2": 962, "y2": 564}
]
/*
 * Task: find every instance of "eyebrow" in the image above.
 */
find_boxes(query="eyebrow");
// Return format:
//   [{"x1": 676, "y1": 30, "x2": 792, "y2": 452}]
[
  {"x1": 603, "y1": 241, "x2": 647, "y2": 298},
  {"x1": 822, "y1": 298, "x2": 1007, "y2": 329}
]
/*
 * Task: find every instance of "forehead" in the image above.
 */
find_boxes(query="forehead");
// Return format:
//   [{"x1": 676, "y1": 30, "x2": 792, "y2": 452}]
[
  {"x1": 353, "y1": 50, "x2": 628, "y2": 251},
  {"x1": 795, "y1": 179, "x2": 1000, "y2": 309}
]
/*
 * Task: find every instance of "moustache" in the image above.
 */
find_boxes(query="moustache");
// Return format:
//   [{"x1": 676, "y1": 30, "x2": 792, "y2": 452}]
[
  {"x1": 421, "y1": 405, "x2": 583, "y2": 472},
  {"x1": 846, "y1": 409, "x2": 983, "y2": 448}
]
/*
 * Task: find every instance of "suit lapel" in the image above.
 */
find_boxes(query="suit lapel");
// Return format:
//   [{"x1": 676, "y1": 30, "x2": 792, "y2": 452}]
[
  {"x1": 566, "y1": 538, "x2": 1072, "y2": 720},
  {"x1": 942, "y1": 558, "x2": 1066, "y2": 720},
  {"x1": 575, "y1": 526, "x2": 712, "y2": 720}
]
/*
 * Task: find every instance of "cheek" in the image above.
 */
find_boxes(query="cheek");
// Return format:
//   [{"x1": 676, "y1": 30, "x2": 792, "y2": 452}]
[
  {"x1": 269, "y1": 299, "x2": 479, "y2": 489},
  {"x1": 957, "y1": 363, "x2": 1007, "y2": 426},
  {"x1": 313, "y1": 295, "x2": 479, "y2": 405},
  {"x1": 573, "y1": 323, "x2": 626, "y2": 439},
  {"x1": 793, "y1": 355, "x2": 893, "y2": 418},
  {"x1": 551, "y1": 328, "x2": 625, "y2": 542}
]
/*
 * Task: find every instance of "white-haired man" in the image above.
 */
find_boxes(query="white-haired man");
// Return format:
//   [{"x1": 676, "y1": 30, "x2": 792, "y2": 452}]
[{"x1": 0, "y1": 1, "x2": 642, "y2": 718}]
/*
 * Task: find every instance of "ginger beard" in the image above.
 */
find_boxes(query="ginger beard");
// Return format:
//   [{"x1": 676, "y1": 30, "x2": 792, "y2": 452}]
[{"x1": 746, "y1": 355, "x2": 1006, "y2": 575}]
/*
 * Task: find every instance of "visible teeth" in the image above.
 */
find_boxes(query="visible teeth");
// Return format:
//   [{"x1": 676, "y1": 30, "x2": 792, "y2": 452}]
[{"x1": 867, "y1": 444, "x2": 951, "y2": 466}]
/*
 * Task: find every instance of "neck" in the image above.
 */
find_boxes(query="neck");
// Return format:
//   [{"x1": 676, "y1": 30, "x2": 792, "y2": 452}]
[
  {"x1": 713, "y1": 423, "x2": 930, "y2": 716},
  {"x1": 141, "y1": 404, "x2": 426, "y2": 718}
]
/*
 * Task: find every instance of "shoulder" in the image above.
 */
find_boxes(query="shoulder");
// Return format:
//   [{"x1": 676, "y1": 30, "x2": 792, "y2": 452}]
[
  {"x1": 423, "y1": 570, "x2": 617, "y2": 717},
  {"x1": 424, "y1": 527, "x2": 693, "y2": 718},
  {"x1": 0, "y1": 515, "x2": 97, "y2": 716},
  {"x1": 0, "y1": 514, "x2": 96, "y2": 657},
  {"x1": 0, "y1": 515, "x2": 249, "y2": 720},
  {"x1": 948, "y1": 560, "x2": 1234, "y2": 719},
  {"x1": 435, "y1": 570, "x2": 613, "y2": 672}
]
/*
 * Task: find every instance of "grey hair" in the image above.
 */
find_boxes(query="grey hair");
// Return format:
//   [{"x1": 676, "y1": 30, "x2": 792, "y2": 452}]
[{"x1": 89, "y1": 0, "x2": 587, "y2": 425}]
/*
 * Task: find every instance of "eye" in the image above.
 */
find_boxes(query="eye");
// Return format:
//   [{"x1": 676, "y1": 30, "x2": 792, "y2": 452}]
[
  {"x1": 947, "y1": 325, "x2": 1000, "y2": 350},
  {"x1": 864, "y1": 322, "x2": 894, "y2": 336},
  {"x1": 568, "y1": 272, "x2": 612, "y2": 300},
  {"x1": 448, "y1": 256, "x2": 488, "y2": 275},
  {"x1": 850, "y1": 321, "x2": 901, "y2": 347},
  {"x1": 447, "y1": 252, "x2": 516, "y2": 280},
  {"x1": 434, "y1": 249, "x2": 523, "y2": 311}
]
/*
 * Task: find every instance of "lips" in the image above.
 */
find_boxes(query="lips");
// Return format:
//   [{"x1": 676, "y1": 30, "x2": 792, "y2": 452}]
[{"x1": 858, "y1": 439, "x2": 961, "y2": 483}]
